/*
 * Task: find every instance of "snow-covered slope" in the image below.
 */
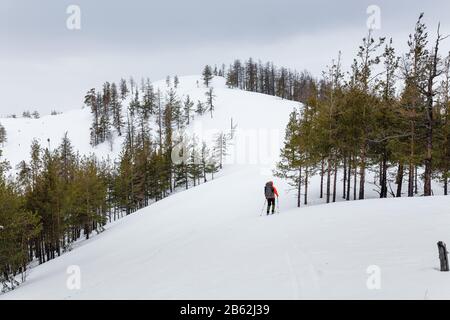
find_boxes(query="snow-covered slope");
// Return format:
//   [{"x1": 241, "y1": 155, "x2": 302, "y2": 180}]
[
  {"x1": 0, "y1": 76, "x2": 235, "y2": 172},
  {"x1": 2, "y1": 76, "x2": 450, "y2": 300}
]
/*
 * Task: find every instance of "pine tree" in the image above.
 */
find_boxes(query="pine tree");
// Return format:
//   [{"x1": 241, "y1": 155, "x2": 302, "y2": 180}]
[
  {"x1": 400, "y1": 14, "x2": 430, "y2": 197},
  {"x1": 115, "y1": 147, "x2": 135, "y2": 214},
  {"x1": 129, "y1": 76, "x2": 135, "y2": 95},
  {"x1": 183, "y1": 95, "x2": 194, "y2": 125},
  {"x1": 371, "y1": 39, "x2": 400, "y2": 198},
  {"x1": 111, "y1": 83, "x2": 124, "y2": 136},
  {"x1": 29, "y1": 139, "x2": 41, "y2": 190},
  {"x1": 166, "y1": 89, "x2": 182, "y2": 130},
  {"x1": 205, "y1": 152, "x2": 219, "y2": 180},
  {"x1": 195, "y1": 100, "x2": 205, "y2": 116},
  {"x1": 275, "y1": 109, "x2": 304, "y2": 207},
  {"x1": 73, "y1": 156, "x2": 108, "y2": 239},
  {"x1": 202, "y1": 65, "x2": 213, "y2": 87},
  {"x1": 100, "y1": 82, "x2": 112, "y2": 143},
  {"x1": 351, "y1": 31, "x2": 385, "y2": 200},
  {"x1": 58, "y1": 133, "x2": 76, "y2": 184},
  {"x1": 422, "y1": 18, "x2": 446, "y2": 196},
  {"x1": 214, "y1": 132, "x2": 228, "y2": 169},
  {"x1": 129, "y1": 90, "x2": 140, "y2": 119},
  {"x1": 205, "y1": 87, "x2": 216, "y2": 118},
  {"x1": 0, "y1": 179, "x2": 41, "y2": 291},
  {"x1": 155, "y1": 89, "x2": 164, "y2": 152},
  {"x1": 436, "y1": 52, "x2": 450, "y2": 194},
  {"x1": 0, "y1": 146, "x2": 9, "y2": 180},
  {"x1": 200, "y1": 142, "x2": 210, "y2": 183},
  {"x1": 187, "y1": 136, "x2": 202, "y2": 186},
  {"x1": 0, "y1": 123, "x2": 6, "y2": 146},
  {"x1": 85, "y1": 88, "x2": 100, "y2": 146},
  {"x1": 22, "y1": 111, "x2": 31, "y2": 118},
  {"x1": 120, "y1": 78, "x2": 129, "y2": 100},
  {"x1": 138, "y1": 81, "x2": 155, "y2": 146},
  {"x1": 173, "y1": 135, "x2": 189, "y2": 190},
  {"x1": 163, "y1": 90, "x2": 175, "y2": 193}
]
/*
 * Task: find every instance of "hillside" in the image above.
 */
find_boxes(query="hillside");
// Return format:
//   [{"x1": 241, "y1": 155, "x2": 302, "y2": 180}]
[{"x1": 1, "y1": 76, "x2": 450, "y2": 299}]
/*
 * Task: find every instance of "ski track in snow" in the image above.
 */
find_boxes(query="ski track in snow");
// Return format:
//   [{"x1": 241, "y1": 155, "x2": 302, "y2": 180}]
[{"x1": 2, "y1": 76, "x2": 450, "y2": 299}]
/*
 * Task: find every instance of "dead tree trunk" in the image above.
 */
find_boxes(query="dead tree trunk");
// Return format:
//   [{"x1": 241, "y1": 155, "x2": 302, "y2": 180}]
[
  {"x1": 304, "y1": 166, "x2": 308, "y2": 205},
  {"x1": 438, "y1": 241, "x2": 449, "y2": 272},
  {"x1": 424, "y1": 25, "x2": 443, "y2": 196},
  {"x1": 297, "y1": 167, "x2": 302, "y2": 208},
  {"x1": 326, "y1": 158, "x2": 331, "y2": 203},
  {"x1": 408, "y1": 162, "x2": 414, "y2": 197},
  {"x1": 353, "y1": 158, "x2": 357, "y2": 200},
  {"x1": 396, "y1": 163, "x2": 404, "y2": 198},
  {"x1": 333, "y1": 160, "x2": 337, "y2": 202},
  {"x1": 380, "y1": 151, "x2": 388, "y2": 198},
  {"x1": 343, "y1": 156, "x2": 347, "y2": 199},
  {"x1": 320, "y1": 158, "x2": 324, "y2": 199},
  {"x1": 359, "y1": 144, "x2": 366, "y2": 200},
  {"x1": 414, "y1": 166, "x2": 418, "y2": 195},
  {"x1": 346, "y1": 155, "x2": 351, "y2": 201},
  {"x1": 445, "y1": 175, "x2": 448, "y2": 196}
]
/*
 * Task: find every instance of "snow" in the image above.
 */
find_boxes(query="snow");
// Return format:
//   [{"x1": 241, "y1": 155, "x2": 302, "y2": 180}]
[
  {"x1": 2, "y1": 76, "x2": 450, "y2": 300},
  {"x1": 0, "y1": 107, "x2": 123, "y2": 174}
]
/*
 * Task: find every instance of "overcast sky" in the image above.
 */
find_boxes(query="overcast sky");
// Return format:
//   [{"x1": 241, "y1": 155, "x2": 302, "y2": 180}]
[{"x1": 1, "y1": 0, "x2": 450, "y2": 115}]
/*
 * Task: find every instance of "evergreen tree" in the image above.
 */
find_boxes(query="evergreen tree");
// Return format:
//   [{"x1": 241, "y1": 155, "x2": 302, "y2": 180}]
[
  {"x1": 195, "y1": 100, "x2": 205, "y2": 116},
  {"x1": 22, "y1": 111, "x2": 31, "y2": 118},
  {"x1": 155, "y1": 89, "x2": 164, "y2": 152},
  {"x1": 100, "y1": 82, "x2": 112, "y2": 143},
  {"x1": 205, "y1": 87, "x2": 216, "y2": 118},
  {"x1": 202, "y1": 65, "x2": 213, "y2": 87},
  {"x1": 187, "y1": 136, "x2": 202, "y2": 186},
  {"x1": 275, "y1": 109, "x2": 304, "y2": 207},
  {"x1": 111, "y1": 82, "x2": 124, "y2": 136},
  {"x1": 73, "y1": 156, "x2": 108, "y2": 239},
  {"x1": 0, "y1": 179, "x2": 41, "y2": 291},
  {"x1": 120, "y1": 78, "x2": 129, "y2": 100},
  {"x1": 173, "y1": 135, "x2": 189, "y2": 190},
  {"x1": 371, "y1": 39, "x2": 400, "y2": 198},
  {"x1": 214, "y1": 132, "x2": 228, "y2": 169},
  {"x1": 163, "y1": 90, "x2": 175, "y2": 193},
  {"x1": 0, "y1": 123, "x2": 6, "y2": 146},
  {"x1": 58, "y1": 132, "x2": 76, "y2": 184},
  {"x1": 200, "y1": 142, "x2": 210, "y2": 183},
  {"x1": 129, "y1": 76, "x2": 135, "y2": 95},
  {"x1": 436, "y1": 52, "x2": 450, "y2": 194},
  {"x1": 183, "y1": 95, "x2": 194, "y2": 125},
  {"x1": 85, "y1": 88, "x2": 100, "y2": 146},
  {"x1": 166, "y1": 89, "x2": 183, "y2": 130}
]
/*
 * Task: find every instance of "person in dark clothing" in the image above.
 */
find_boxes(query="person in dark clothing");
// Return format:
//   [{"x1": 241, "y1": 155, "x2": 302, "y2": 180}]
[{"x1": 264, "y1": 181, "x2": 279, "y2": 215}]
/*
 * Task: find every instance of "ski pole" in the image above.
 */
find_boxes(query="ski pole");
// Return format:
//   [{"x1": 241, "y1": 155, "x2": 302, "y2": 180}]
[
  {"x1": 260, "y1": 199, "x2": 267, "y2": 216},
  {"x1": 277, "y1": 197, "x2": 280, "y2": 214}
]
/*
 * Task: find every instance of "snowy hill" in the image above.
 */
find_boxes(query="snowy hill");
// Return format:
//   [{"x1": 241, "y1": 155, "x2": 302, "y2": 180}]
[{"x1": 2, "y1": 76, "x2": 450, "y2": 299}]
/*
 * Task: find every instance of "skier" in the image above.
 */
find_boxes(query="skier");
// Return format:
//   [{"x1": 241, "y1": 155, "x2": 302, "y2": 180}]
[{"x1": 264, "y1": 181, "x2": 279, "y2": 215}]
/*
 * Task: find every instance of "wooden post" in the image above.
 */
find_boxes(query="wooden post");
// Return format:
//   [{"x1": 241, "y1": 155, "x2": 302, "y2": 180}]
[{"x1": 437, "y1": 241, "x2": 449, "y2": 272}]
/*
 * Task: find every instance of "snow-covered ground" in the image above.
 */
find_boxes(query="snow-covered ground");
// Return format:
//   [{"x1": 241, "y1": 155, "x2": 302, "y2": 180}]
[{"x1": 1, "y1": 76, "x2": 450, "y2": 300}]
